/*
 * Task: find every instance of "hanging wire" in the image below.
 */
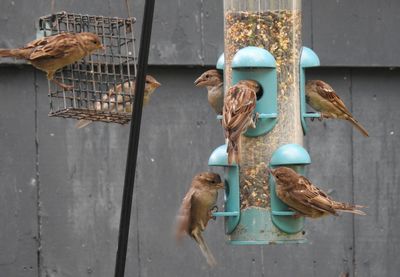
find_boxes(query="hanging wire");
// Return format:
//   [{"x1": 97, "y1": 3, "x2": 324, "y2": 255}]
[
  {"x1": 51, "y1": 0, "x2": 55, "y2": 14},
  {"x1": 125, "y1": 0, "x2": 132, "y2": 19}
]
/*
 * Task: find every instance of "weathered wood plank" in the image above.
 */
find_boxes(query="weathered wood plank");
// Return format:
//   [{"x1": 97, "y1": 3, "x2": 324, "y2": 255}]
[
  {"x1": 0, "y1": 67, "x2": 38, "y2": 277},
  {"x1": 36, "y1": 71, "x2": 139, "y2": 276},
  {"x1": 1, "y1": 1, "x2": 399, "y2": 66},
  {"x1": 352, "y1": 69, "x2": 400, "y2": 277}
]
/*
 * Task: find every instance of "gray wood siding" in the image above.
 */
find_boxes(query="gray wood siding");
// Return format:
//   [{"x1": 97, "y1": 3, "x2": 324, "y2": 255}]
[
  {"x1": 0, "y1": 66, "x2": 398, "y2": 276},
  {"x1": 0, "y1": 1, "x2": 399, "y2": 66}
]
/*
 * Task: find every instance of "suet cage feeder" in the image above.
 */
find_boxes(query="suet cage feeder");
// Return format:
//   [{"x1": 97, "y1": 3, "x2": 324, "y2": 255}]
[
  {"x1": 209, "y1": 0, "x2": 323, "y2": 245},
  {"x1": 37, "y1": 11, "x2": 137, "y2": 125}
]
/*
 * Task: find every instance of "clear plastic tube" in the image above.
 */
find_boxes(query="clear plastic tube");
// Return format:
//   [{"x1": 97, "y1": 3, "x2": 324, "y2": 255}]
[{"x1": 223, "y1": 0, "x2": 303, "y2": 209}]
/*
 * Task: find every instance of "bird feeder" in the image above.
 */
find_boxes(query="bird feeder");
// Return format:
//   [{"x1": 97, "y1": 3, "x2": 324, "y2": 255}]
[
  {"x1": 232, "y1": 46, "x2": 278, "y2": 136},
  {"x1": 269, "y1": 144, "x2": 310, "y2": 235},
  {"x1": 208, "y1": 144, "x2": 240, "y2": 234},
  {"x1": 220, "y1": 0, "x2": 308, "y2": 244},
  {"x1": 300, "y1": 47, "x2": 321, "y2": 134},
  {"x1": 216, "y1": 53, "x2": 224, "y2": 71},
  {"x1": 37, "y1": 11, "x2": 137, "y2": 125}
]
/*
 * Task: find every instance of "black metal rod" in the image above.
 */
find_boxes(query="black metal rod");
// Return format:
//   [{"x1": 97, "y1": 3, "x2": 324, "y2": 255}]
[{"x1": 114, "y1": 0, "x2": 156, "y2": 276}]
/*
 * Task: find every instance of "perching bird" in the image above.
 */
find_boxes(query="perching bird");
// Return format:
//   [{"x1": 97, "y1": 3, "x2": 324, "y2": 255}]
[
  {"x1": 75, "y1": 75, "x2": 161, "y2": 128},
  {"x1": 306, "y1": 80, "x2": 369, "y2": 137},
  {"x1": 269, "y1": 167, "x2": 365, "y2": 218},
  {"x1": 222, "y1": 80, "x2": 259, "y2": 165},
  {"x1": 194, "y1": 69, "x2": 224, "y2": 115},
  {"x1": 176, "y1": 172, "x2": 225, "y2": 267},
  {"x1": 0, "y1": 32, "x2": 104, "y2": 90}
]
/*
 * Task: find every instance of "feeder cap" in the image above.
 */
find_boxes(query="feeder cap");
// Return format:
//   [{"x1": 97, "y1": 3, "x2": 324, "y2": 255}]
[
  {"x1": 208, "y1": 144, "x2": 237, "y2": 166},
  {"x1": 270, "y1": 144, "x2": 311, "y2": 166},
  {"x1": 216, "y1": 53, "x2": 224, "y2": 70},
  {"x1": 232, "y1": 46, "x2": 276, "y2": 68},
  {"x1": 300, "y1": 47, "x2": 320, "y2": 68}
]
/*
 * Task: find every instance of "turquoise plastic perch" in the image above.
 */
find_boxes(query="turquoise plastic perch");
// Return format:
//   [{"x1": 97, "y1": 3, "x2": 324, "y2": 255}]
[
  {"x1": 208, "y1": 144, "x2": 240, "y2": 234},
  {"x1": 269, "y1": 144, "x2": 311, "y2": 234},
  {"x1": 231, "y1": 46, "x2": 278, "y2": 137},
  {"x1": 300, "y1": 47, "x2": 321, "y2": 134}
]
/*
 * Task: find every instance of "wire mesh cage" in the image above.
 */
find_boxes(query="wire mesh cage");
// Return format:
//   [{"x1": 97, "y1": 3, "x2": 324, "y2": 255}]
[{"x1": 38, "y1": 11, "x2": 137, "y2": 125}]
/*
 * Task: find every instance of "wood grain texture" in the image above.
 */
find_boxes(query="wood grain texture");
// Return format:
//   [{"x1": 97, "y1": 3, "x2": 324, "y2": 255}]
[
  {"x1": 0, "y1": 66, "x2": 398, "y2": 276},
  {"x1": 352, "y1": 69, "x2": 400, "y2": 277},
  {"x1": 0, "y1": 67, "x2": 38, "y2": 276},
  {"x1": 1, "y1": 1, "x2": 399, "y2": 66}
]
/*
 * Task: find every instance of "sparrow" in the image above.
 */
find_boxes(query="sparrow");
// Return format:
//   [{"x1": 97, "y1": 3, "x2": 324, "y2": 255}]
[
  {"x1": 176, "y1": 172, "x2": 225, "y2": 267},
  {"x1": 269, "y1": 167, "x2": 366, "y2": 218},
  {"x1": 0, "y1": 32, "x2": 104, "y2": 90},
  {"x1": 306, "y1": 80, "x2": 369, "y2": 137},
  {"x1": 222, "y1": 80, "x2": 259, "y2": 165},
  {"x1": 75, "y1": 75, "x2": 161, "y2": 128},
  {"x1": 194, "y1": 69, "x2": 224, "y2": 115}
]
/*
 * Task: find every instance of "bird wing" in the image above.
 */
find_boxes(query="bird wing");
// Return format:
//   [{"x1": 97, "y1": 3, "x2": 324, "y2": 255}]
[
  {"x1": 222, "y1": 85, "x2": 256, "y2": 140},
  {"x1": 289, "y1": 176, "x2": 338, "y2": 215},
  {"x1": 315, "y1": 81, "x2": 353, "y2": 117},
  {"x1": 28, "y1": 33, "x2": 80, "y2": 60},
  {"x1": 176, "y1": 187, "x2": 196, "y2": 240}
]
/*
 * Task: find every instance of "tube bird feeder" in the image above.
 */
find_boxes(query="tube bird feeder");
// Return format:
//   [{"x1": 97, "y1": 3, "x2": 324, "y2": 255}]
[{"x1": 209, "y1": 0, "x2": 323, "y2": 244}]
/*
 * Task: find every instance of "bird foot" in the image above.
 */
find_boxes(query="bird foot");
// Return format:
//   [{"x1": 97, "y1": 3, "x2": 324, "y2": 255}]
[
  {"x1": 292, "y1": 213, "x2": 302, "y2": 219},
  {"x1": 51, "y1": 79, "x2": 74, "y2": 90},
  {"x1": 209, "y1": 206, "x2": 218, "y2": 221},
  {"x1": 251, "y1": 112, "x2": 259, "y2": 128}
]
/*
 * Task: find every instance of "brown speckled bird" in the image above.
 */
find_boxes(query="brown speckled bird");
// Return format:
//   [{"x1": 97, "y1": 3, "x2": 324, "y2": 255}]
[
  {"x1": 75, "y1": 75, "x2": 161, "y2": 128},
  {"x1": 176, "y1": 172, "x2": 224, "y2": 267},
  {"x1": 194, "y1": 69, "x2": 224, "y2": 115},
  {"x1": 269, "y1": 167, "x2": 366, "y2": 218},
  {"x1": 0, "y1": 32, "x2": 104, "y2": 90},
  {"x1": 222, "y1": 80, "x2": 259, "y2": 165},
  {"x1": 306, "y1": 80, "x2": 369, "y2": 137}
]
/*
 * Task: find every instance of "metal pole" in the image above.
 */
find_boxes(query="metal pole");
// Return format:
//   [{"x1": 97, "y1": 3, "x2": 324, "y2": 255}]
[{"x1": 114, "y1": 0, "x2": 156, "y2": 276}]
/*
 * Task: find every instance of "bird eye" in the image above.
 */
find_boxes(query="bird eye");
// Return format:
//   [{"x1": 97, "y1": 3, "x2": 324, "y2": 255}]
[{"x1": 205, "y1": 74, "x2": 209, "y2": 78}]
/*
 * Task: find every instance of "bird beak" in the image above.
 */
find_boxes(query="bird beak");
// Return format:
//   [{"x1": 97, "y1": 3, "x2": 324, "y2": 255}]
[
  {"x1": 153, "y1": 80, "x2": 161, "y2": 88},
  {"x1": 101, "y1": 45, "x2": 106, "y2": 52},
  {"x1": 194, "y1": 76, "x2": 204, "y2": 86}
]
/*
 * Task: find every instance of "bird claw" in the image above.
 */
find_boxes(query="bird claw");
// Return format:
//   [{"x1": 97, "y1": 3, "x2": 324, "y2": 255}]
[
  {"x1": 251, "y1": 112, "x2": 259, "y2": 128},
  {"x1": 292, "y1": 213, "x2": 302, "y2": 219},
  {"x1": 209, "y1": 206, "x2": 218, "y2": 221},
  {"x1": 51, "y1": 79, "x2": 74, "y2": 90}
]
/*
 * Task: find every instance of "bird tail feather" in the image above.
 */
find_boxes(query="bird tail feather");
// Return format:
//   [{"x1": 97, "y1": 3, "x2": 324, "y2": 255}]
[
  {"x1": 0, "y1": 49, "x2": 27, "y2": 59},
  {"x1": 75, "y1": 119, "x2": 92, "y2": 129},
  {"x1": 339, "y1": 209, "x2": 366, "y2": 216},
  {"x1": 347, "y1": 117, "x2": 369, "y2": 137},
  {"x1": 193, "y1": 233, "x2": 217, "y2": 267},
  {"x1": 227, "y1": 136, "x2": 240, "y2": 165},
  {"x1": 334, "y1": 202, "x2": 366, "y2": 215},
  {"x1": 0, "y1": 49, "x2": 13, "y2": 57}
]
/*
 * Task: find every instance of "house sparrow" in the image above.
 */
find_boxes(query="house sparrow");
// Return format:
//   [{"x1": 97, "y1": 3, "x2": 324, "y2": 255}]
[
  {"x1": 194, "y1": 69, "x2": 224, "y2": 115},
  {"x1": 306, "y1": 80, "x2": 369, "y2": 137},
  {"x1": 0, "y1": 32, "x2": 104, "y2": 90},
  {"x1": 75, "y1": 75, "x2": 161, "y2": 128},
  {"x1": 269, "y1": 167, "x2": 366, "y2": 218},
  {"x1": 176, "y1": 172, "x2": 224, "y2": 267},
  {"x1": 222, "y1": 80, "x2": 259, "y2": 164}
]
